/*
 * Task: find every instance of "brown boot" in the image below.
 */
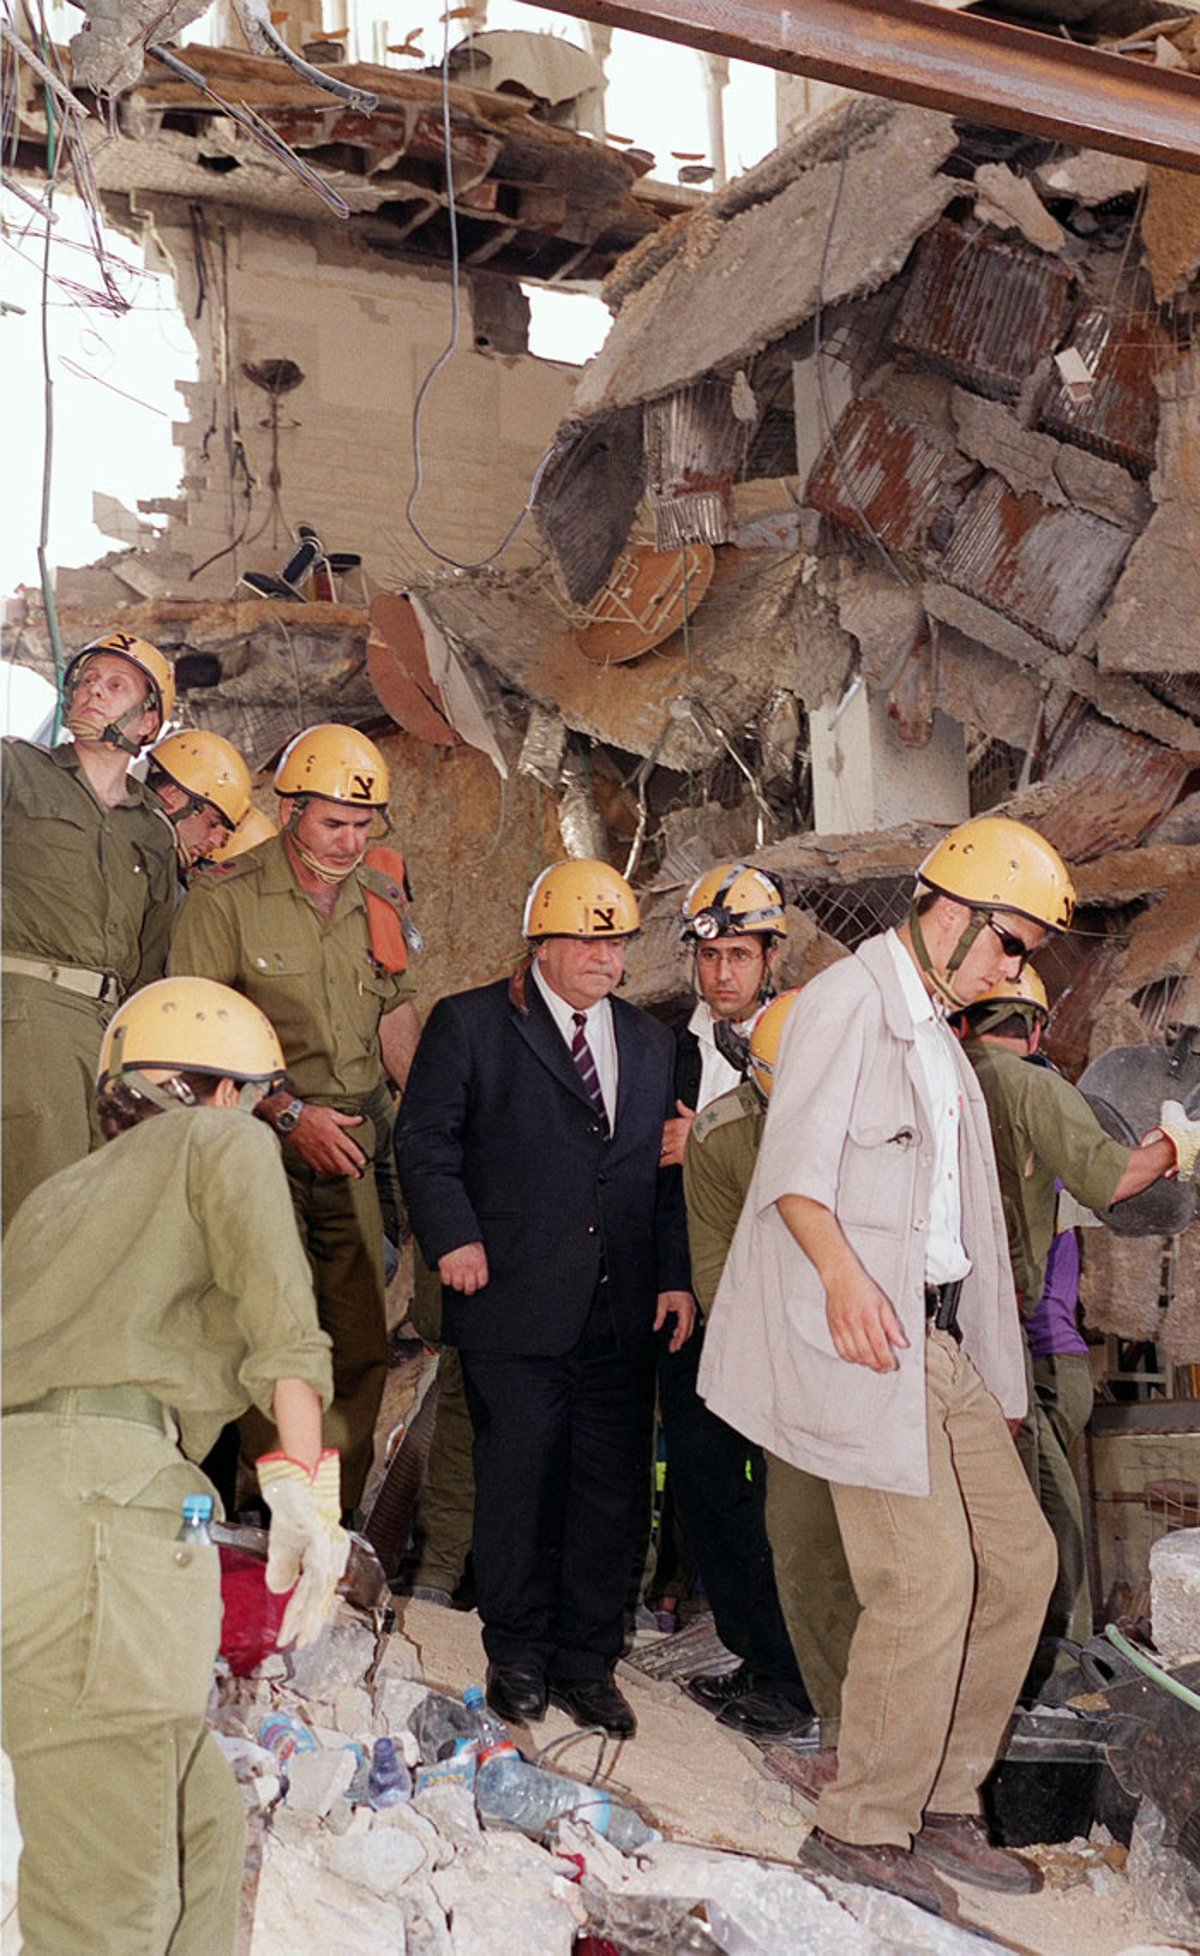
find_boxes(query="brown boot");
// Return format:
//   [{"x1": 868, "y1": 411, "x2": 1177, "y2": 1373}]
[
  {"x1": 914, "y1": 1813, "x2": 1043, "y2": 1893},
  {"x1": 799, "y1": 1826, "x2": 952, "y2": 1915},
  {"x1": 760, "y1": 1746, "x2": 839, "y2": 1805}
]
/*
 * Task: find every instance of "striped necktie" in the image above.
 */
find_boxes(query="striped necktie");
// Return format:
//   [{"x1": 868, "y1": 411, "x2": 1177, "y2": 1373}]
[{"x1": 571, "y1": 1011, "x2": 609, "y2": 1132}]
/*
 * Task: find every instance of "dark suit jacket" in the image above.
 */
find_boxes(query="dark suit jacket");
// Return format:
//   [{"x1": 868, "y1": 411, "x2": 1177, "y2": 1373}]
[{"x1": 395, "y1": 969, "x2": 691, "y2": 1356}]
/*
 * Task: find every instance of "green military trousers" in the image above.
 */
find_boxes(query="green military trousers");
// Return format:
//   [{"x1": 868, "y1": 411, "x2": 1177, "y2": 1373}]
[
  {"x1": 406, "y1": 1256, "x2": 475, "y2": 1595},
  {"x1": 1, "y1": 976, "x2": 108, "y2": 1231},
  {"x1": 763, "y1": 1451, "x2": 860, "y2": 1748},
  {"x1": 2, "y1": 1407, "x2": 244, "y2": 1956}
]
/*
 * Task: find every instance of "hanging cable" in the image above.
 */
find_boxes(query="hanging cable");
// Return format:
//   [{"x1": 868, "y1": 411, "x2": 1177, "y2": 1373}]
[{"x1": 404, "y1": 12, "x2": 556, "y2": 571}]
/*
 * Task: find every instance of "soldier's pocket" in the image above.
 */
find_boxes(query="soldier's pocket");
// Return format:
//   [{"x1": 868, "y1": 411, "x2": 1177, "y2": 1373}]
[{"x1": 75, "y1": 1518, "x2": 223, "y2": 1722}]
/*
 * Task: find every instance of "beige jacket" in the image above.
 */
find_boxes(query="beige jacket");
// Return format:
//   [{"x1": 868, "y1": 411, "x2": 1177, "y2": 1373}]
[{"x1": 697, "y1": 932, "x2": 1024, "y2": 1496}]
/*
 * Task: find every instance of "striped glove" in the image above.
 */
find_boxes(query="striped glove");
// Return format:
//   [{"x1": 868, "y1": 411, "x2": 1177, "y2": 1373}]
[{"x1": 257, "y1": 1450, "x2": 349, "y2": 1648}]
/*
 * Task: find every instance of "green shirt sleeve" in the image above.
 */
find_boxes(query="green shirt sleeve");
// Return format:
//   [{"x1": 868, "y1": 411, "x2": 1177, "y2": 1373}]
[
  {"x1": 170, "y1": 876, "x2": 243, "y2": 984},
  {"x1": 684, "y1": 1095, "x2": 761, "y2": 1315},
  {"x1": 1016, "y1": 1065, "x2": 1130, "y2": 1216}
]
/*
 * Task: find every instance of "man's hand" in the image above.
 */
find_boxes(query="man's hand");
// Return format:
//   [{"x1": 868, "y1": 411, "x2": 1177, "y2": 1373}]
[
  {"x1": 660, "y1": 1101, "x2": 696, "y2": 1169},
  {"x1": 824, "y1": 1265, "x2": 910, "y2": 1373},
  {"x1": 440, "y1": 1242, "x2": 489, "y2": 1294},
  {"x1": 1154, "y1": 1099, "x2": 1200, "y2": 1181},
  {"x1": 288, "y1": 1105, "x2": 368, "y2": 1178},
  {"x1": 655, "y1": 1289, "x2": 696, "y2": 1352}
]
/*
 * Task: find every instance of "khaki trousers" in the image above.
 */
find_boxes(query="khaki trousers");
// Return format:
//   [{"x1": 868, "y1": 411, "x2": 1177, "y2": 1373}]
[
  {"x1": 816, "y1": 1329, "x2": 1056, "y2": 1847},
  {"x1": 762, "y1": 1452, "x2": 859, "y2": 1745},
  {"x1": 1, "y1": 977, "x2": 108, "y2": 1230},
  {"x1": 2, "y1": 1410, "x2": 244, "y2": 1955}
]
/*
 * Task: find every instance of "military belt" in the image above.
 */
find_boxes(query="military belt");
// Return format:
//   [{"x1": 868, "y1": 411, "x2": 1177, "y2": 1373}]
[
  {"x1": 2, "y1": 954, "x2": 123, "y2": 1005},
  {"x1": 7, "y1": 1385, "x2": 169, "y2": 1429}
]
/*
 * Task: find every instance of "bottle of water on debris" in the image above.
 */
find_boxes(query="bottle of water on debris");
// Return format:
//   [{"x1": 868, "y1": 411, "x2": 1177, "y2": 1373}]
[
  {"x1": 367, "y1": 1736, "x2": 413, "y2": 1810},
  {"x1": 258, "y1": 1712, "x2": 318, "y2": 1768},
  {"x1": 175, "y1": 1494, "x2": 214, "y2": 1553},
  {"x1": 464, "y1": 1687, "x2": 658, "y2": 1852}
]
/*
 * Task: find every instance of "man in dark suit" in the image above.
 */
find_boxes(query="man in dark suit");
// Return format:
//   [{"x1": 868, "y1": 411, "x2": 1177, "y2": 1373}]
[{"x1": 395, "y1": 860, "x2": 695, "y2": 1737}]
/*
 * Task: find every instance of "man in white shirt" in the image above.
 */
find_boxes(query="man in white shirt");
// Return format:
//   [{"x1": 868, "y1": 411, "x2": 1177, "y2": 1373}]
[{"x1": 699, "y1": 817, "x2": 1075, "y2": 1914}]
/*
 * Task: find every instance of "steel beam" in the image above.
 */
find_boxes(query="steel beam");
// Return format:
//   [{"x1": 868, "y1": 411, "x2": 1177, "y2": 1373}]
[{"x1": 521, "y1": 0, "x2": 1200, "y2": 174}]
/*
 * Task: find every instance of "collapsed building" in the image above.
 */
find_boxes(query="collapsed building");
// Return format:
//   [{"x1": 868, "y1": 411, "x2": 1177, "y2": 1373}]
[{"x1": 3, "y1": 0, "x2": 1200, "y2": 1945}]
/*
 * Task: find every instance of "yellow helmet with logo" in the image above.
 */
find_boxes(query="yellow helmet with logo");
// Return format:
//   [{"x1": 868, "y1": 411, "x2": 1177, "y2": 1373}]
[
  {"x1": 62, "y1": 630, "x2": 176, "y2": 748},
  {"x1": 274, "y1": 724, "x2": 389, "y2": 807},
  {"x1": 680, "y1": 863, "x2": 788, "y2": 942},
  {"x1": 97, "y1": 977, "x2": 286, "y2": 1090},
  {"x1": 918, "y1": 817, "x2": 1075, "y2": 932},
  {"x1": 523, "y1": 860, "x2": 640, "y2": 939},
  {"x1": 148, "y1": 730, "x2": 253, "y2": 829},
  {"x1": 208, "y1": 806, "x2": 279, "y2": 862},
  {"x1": 748, "y1": 987, "x2": 804, "y2": 1099}
]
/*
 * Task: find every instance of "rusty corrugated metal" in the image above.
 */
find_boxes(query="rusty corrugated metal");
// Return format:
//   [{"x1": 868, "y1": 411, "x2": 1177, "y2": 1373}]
[
  {"x1": 643, "y1": 381, "x2": 745, "y2": 548},
  {"x1": 804, "y1": 396, "x2": 974, "y2": 561},
  {"x1": 1040, "y1": 716, "x2": 1196, "y2": 858},
  {"x1": 890, "y1": 221, "x2": 1075, "y2": 401},
  {"x1": 1039, "y1": 309, "x2": 1166, "y2": 480},
  {"x1": 940, "y1": 473, "x2": 1132, "y2": 651}
]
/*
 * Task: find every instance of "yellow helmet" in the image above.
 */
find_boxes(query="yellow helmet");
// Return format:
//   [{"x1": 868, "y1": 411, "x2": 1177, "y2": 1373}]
[
  {"x1": 208, "y1": 806, "x2": 279, "y2": 862},
  {"x1": 62, "y1": 630, "x2": 176, "y2": 748},
  {"x1": 148, "y1": 730, "x2": 253, "y2": 830},
  {"x1": 972, "y1": 966, "x2": 1050, "y2": 1019},
  {"x1": 523, "y1": 860, "x2": 639, "y2": 939},
  {"x1": 681, "y1": 863, "x2": 788, "y2": 942},
  {"x1": 748, "y1": 987, "x2": 804, "y2": 1100},
  {"x1": 274, "y1": 723, "x2": 389, "y2": 806},
  {"x1": 918, "y1": 817, "x2": 1075, "y2": 933},
  {"x1": 97, "y1": 977, "x2": 286, "y2": 1090}
]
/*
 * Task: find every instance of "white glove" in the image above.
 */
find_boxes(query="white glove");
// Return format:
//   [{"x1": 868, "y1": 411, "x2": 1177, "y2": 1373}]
[
  {"x1": 1152, "y1": 1100, "x2": 1200, "y2": 1182},
  {"x1": 257, "y1": 1451, "x2": 350, "y2": 1648}
]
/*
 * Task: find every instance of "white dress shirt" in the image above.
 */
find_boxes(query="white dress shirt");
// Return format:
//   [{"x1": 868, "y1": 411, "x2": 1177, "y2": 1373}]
[
  {"x1": 532, "y1": 960, "x2": 619, "y2": 1128},
  {"x1": 884, "y1": 931, "x2": 971, "y2": 1286}
]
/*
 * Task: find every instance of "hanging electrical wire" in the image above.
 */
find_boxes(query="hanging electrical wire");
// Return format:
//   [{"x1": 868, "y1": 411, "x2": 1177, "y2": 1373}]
[{"x1": 404, "y1": 10, "x2": 557, "y2": 572}]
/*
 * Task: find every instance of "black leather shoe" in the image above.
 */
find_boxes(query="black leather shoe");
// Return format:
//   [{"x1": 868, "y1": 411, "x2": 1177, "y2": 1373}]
[
  {"x1": 685, "y1": 1662, "x2": 755, "y2": 1711},
  {"x1": 486, "y1": 1661, "x2": 547, "y2": 1725},
  {"x1": 717, "y1": 1691, "x2": 819, "y2": 1741},
  {"x1": 549, "y1": 1677, "x2": 637, "y2": 1738}
]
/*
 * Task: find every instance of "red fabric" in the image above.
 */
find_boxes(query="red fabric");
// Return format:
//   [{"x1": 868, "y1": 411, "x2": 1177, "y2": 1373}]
[{"x1": 218, "y1": 1547, "x2": 290, "y2": 1676}]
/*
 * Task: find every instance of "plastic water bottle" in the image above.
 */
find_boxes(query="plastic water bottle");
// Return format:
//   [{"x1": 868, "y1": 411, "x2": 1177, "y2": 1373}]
[
  {"x1": 367, "y1": 1736, "x2": 413, "y2": 1809},
  {"x1": 176, "y1": 1494, "x2": 214, "y2": 1550},
  {"x1": 258, "y1": 1712, "x2": 318, "y2": 1768},
  {"x1": 464, "y1": 1686, "x2": 657, "y2": 1852}
]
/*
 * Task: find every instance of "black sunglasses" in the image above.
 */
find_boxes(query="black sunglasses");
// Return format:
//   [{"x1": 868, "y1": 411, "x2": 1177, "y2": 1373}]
[{"x1": 982, "y1": 917, "x2": 1033, "y2": 968}]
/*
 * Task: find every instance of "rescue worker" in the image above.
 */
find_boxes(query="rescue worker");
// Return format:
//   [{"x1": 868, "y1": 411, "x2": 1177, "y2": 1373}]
[
  {"x1": 206, "y1": 804, "x2": 279, "y2": 864},
  {"x1": 171, "y1": 723, "x2": 422, "y2": 1515},
  {"x1": 657, "y1": 867, "x2": 810, "y2": 1734},
  {"x1": 2, "y1": 630, "x2": 178, "y2": 1228},
  {"x1": 701, "y1": 816, "x2": 1078, "y2": 1912},
  {"x1": 684, "y1": 991, "x2": 859, "y2": 1761},
  {"x1": 2, "y1": 976, "x2": 341, "y2": 1956},
  {"x1": 145, "y1": 728, "x2": 253, "y2": 876},
  {"x1": 396, "y1": 860, "x2": 694, "y2": 1736},
  {"x1": 958, "y1": 967, "x2": 1200, "y2": 1675}
]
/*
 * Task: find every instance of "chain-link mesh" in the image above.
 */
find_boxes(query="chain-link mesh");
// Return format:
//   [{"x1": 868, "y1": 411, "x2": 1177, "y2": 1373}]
[{"x1": 793, "y1": 876, "x2": 911, "y2": 951}]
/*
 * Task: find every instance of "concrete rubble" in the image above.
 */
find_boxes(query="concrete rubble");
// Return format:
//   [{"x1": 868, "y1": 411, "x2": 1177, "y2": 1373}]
[{"x1": 1148, "y1": 1530, "x2": 1200, "y2": 1666}]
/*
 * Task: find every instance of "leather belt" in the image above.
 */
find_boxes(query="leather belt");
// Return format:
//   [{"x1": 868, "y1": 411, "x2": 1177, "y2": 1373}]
[
  {"x1": 925, "y1": 1280, "x2": 964, "y2": 1340},
  {"x1": 2, "y1": 954, "x2": 123, "y2": 1005},
  {"x1": 7, "y1": 1385, "x2": 169, "y2": 1429}
]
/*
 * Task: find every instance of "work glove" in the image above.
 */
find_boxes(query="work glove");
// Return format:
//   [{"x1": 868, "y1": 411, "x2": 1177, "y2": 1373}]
[
  {"x1": 257, "y1": 1450, "x2": 350, "y2": 1648},
  {"x1": 1149, "y1": 1100, "x2": 1200, "y2": 1182}
]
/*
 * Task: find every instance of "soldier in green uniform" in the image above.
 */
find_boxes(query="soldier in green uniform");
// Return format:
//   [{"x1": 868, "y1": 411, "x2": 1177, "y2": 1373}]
[
  {"x1": 3, "y1": 977, "x2": 340, "y2": 1956},
  {"x1": 959, "y1": 968, "x2": 1199, "y2": 1664},
  {"x1": 171, "y1": 723, "x2": 422, "y2": 1514},
  {"x1": 2, "y1": 631, "x2": 178, "y2": 1228},
  {"x1": 145, "y1": 728, "x2": 254, "y2": 877},
  {"x1": 685, "y1": 989, "x2": 858, "y2": 1758}
]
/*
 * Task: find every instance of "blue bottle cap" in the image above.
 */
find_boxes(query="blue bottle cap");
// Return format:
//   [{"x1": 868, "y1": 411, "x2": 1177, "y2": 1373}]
[
  {"x1": 182, "y1": 1494, "x2": 215, "y2": 1522},
  {"x1": 463, "y1": 1685, "x2": 484, "y2": 1708}
]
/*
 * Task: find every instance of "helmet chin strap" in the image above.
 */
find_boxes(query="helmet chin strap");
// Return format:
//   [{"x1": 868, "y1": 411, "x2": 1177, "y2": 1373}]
[
  {"x1": 283, "y1": 797, "x2": 373, "y2": 884},
  {"x1": 908, "y1": 899, "x2": 988, "y2": 1011},
  {"x1": 65, "y1": 694, "x2": 156, "y2": 757}
]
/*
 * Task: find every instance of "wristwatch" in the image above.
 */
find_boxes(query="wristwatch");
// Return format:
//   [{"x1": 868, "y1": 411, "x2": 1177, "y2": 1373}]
[{"x1": 275, "y1": 1097, "x2": 305, "y2": 1135}]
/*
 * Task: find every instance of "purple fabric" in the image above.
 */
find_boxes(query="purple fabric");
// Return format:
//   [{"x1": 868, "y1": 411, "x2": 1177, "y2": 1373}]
[{"x1": 1026, "y1": 1225, "x2": 1087, "y2": 1358}]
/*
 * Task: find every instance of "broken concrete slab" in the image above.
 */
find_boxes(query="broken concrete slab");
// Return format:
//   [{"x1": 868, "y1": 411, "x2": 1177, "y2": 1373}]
[
  {"x1": 1141, "y1": 165, "x2": 1200, "y2": 304},
  {"x1": 1034, "y1": 152, "x2": 1147, "y2": 206},
  {"x1": 950, "y1": 387, "x2": 1151, "y2": 530},
  {"x1": 430, "y1": 1842, "x2": 584, "y2": 1955},
  {"x1": 247, "y1": 1832, "x2": 408, "y2": 1955},
  {"x1": 573, "y1": 103, "x2": 957, "y2": 418},
  {"x1": 1149, "y1": 1530, "x2": 1200, "y2": 1664},
  {"x1": 287, "y1": 1617, "x2": 379, "y2": 1701},
  {"x1": 1093, "y1": 347, "x2": 1200, "y2": 677},
  {"x1": 973, "y1": 163, "x2": 1066, "y2": 252}
]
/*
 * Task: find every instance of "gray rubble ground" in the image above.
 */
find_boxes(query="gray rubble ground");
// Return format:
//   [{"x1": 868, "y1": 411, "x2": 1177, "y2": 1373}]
[
  {"x1": 200, "y1": 1597, "x2": 1186, "y2": 1956},
  {"x1": 1149, "y1": 1529, "x2": 1200, "y2": 1667}
]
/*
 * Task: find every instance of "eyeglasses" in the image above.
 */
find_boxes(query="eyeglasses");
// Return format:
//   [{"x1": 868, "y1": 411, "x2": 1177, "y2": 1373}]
[{"x1": 983, "y1": 918, "x2": 1034, "y2": 969}]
